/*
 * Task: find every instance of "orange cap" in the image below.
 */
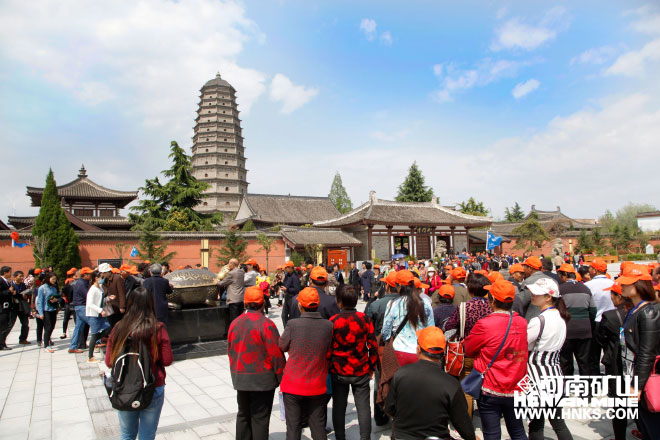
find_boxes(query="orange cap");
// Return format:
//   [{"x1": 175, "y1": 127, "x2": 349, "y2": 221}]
[
  {"x1": 129, "y1": 266, "x2": 138, "y2": 275},
  {"x1": 618, "y1": 264, "x2": 653, "y2": 285},
  {"x1": 438, "y1": 284, "x2": 455, "y2": 299},
  {"x1": 310, "y1": 266, "x2": 328, "y2": 281},
  {"x1": 245, "y1": 258, "x2": 257, "y2": 266},
  {"x1": 285, "y1": 261, "x2": 295, "y2": 268},
  {"x1": 523, "y1": 256, "x2": 542, "y2": 270},
  {"x1": 451, "y1": 267, "x2": 467, "y2": 280},
  {"x1": 508, "y1": 263, "x2": 524, "y2": 274},
  {"x1": 484, "y1": 279, "x2": 516, "y2": 303},
  {"x1": 396, "y1": 269, "x2": 415, "y2": 285},
  {"x1": 416, "y1": 327, "x2": 446, "y2": 354},
  {"x1": 557, "y1": 263, "x2": 576, "y2": 274},
  {"x1": 111, "y1": 267, "x2": 120, "y2": 274},
  {"x1": 576, "y1": 273, "x2": 583, "y2": 282},
  {"x1": 444, "y1": 265, "x2": 453, "y2": 270},
  {"x1": 589, "y1": 259, "x2": 608, "y2": 273},
  {"x1": 66, "y1": 267, "x2": 77, "y2": 275},
  {"x1": 298, "y1": 287, "x2": 320, "y2": 308},
  {"x1": 487, "y1": 272, "x2": 503, "y2": 283},
  {"x1": 604, "y1": 280, "x2": 622, "y2": 295},
  {"x1": 306, "y1": 264, "x2": 313, "y2": 269},
  {"x1": 34, "y1": 269, "x2": 42, "y2": 274},
  {"x1": 385, "y1": 271, "x2": 398, "y2": 287},
  {"x1": 475, "y1": 270, "x2": 489, "y2": 276},
  {"x1": 119, "y1": 264, "x2": 132, "y2": 272},
  {"x1": 413, "y1": 278, "x2": 430, "y2": 289},
  {"x1": 244, "y1": 285, "x2": 265, "y2": 305},
  {"x1": 80, "y1": 267, "x2": 93, "y2": 275},
  {"x1": 374, "y1": 264, "x2": 380, "y2": 269}
]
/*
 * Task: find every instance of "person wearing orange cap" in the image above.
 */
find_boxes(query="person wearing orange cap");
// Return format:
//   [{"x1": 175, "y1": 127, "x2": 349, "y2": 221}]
[
  {"x1": 289, "y1": 266, "x2": 339, "y2": 321},
  {"x1": 227, "y1": 285, "x2": 286, "y2": 440},
  {"x1": 508, "y1": 263, "x2": 525, "y2": 289},
  {"x1": 119, "y1": 265, "x2": 140, "y2": 301},
  {"x1": 299, "y1": 263, "x2": 313, "y2": 289},
  {"x1": 433, "y1": 284, "x2": 457, "y2": 329},
  {"x1": 244, "y1": 258, "x2": 259, "y2": 291},
  {"x1": 513, "y1": 256, "x2": 555, "y2": 322},
  {"x1": 67, "y1": 267, "x2": 93, "y2": 353},
  {"x1": 278, "y1": 287, "x2": 334, "y2": 440},
  {"x1": 617, "y1": 265, "x2": 660, "y2": 438},
  {"x1": 359, "y1": 261, "x2": 375, "y2": 303},
  {"x1": 464, "y1": 279, "x2": 528, "y2": 440},
  {"x1": 436, "y1": 266, "x2": 469, "y2": 308},
  {"x1": 59, "y1": 268, "x2": 80, "y2": 340},
  {"x1": 98, "y1": 263, "x2": 127, "y2": 327},
  {"x1": 384, "y1": 326, "x2": 476, "y2": 440},
  {"x1": 218, "y1": 259, "x2": 247, "y2": 326},
  {"x1": 280, "y1": 260, "x2": 301, "y2": 327},
  {"x1": 583, "y1": 258, "x2": 615, "y2": 376}
]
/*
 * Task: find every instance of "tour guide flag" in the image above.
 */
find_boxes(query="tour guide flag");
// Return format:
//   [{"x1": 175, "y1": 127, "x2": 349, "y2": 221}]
[
  {"x1": 10, "y1": 231, "x2": 28, "y2": 248},
  {"x1": 130, "y1": 246, "x2": 139, "y2": 258},
  {"x1": 486, "y1": 231, "x2": 502, "y2": 251}
]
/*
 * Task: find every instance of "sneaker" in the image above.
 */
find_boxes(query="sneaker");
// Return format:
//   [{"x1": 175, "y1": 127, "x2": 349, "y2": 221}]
[
  {"x1": 94, "y1": 346, "x2": 100, "y2": 353},
  {"x1": 19, "y1": 340, "x2": 31, "y2": 345},
  {"x1": 44, "y1": 347, "x2": 54, "y2": 353},
  {"x1": 87, "y1": 357, "x2": 100, "y2": 363},
  {"x1": 37, "y1": 341, "x2": 43, "y2": 347},
  {"x1": 68, "y1": 349, "x2": 83, "y2": 353}
]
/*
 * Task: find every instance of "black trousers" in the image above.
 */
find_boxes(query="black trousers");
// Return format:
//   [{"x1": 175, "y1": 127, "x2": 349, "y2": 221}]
[
  {"x1": 228, "y1": 303, "x2": 245, "y2": 325},
  {"x1": 373, "y1": 369, "x2": 389, "y2": 426},
  {"x1": 35, "y1": 316, "x2": 44, "y2": 344},
  {"x1": 283, "y1": 393, "x2": 327, "y2": 440},
  {"x1": 588, "y1": 323, "x2": 603, "y2": 375},
  {"x1": 62, "y1": 305, "x2": 75, "y2": 334},
  {"x1": 528, "y1": 412, "x2": 572, "y2": 440},
  {"x1": 236, "y1": 389, "x2": 275, "y2": 440},
  {"x1": 560, "y1": 338, "x2": 591, "y2": 376},
  {"x1": 88, "y1": 327, "x2": 111, "y2": 359},
  {"x1": 107, "y1": 311, "x2": 123, "y2": 328},
  {"x1": 0, "y1": 312, "x2": 12, "y2": 347},
  {"x1": 13, "y1": 312, "x2": 29, "y2": 342},
  {"x1": 331, "y1": 374, "x2": 371, "y2": 440},
  {"x1": 43, "y1": 310, "x2": 57, "y2": 348},
  {"x1": 78, "y1": 322, "x2": 90, "y2": 349},
  {"x1": 282, "y1": 295, "x2": 294, "y2": 328}
]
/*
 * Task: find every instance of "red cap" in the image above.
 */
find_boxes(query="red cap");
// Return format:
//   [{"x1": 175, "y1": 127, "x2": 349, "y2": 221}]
[
  {"x1": 306, "y1": 264, "x2": 313, "y2": 269},
  {"x1": 244, "y1": 286, "x2": 265, "y2": 305},
  {"x1": 604, "y1": 280, "x2": 622, "y2": 295},
  {"x1": 523, "y1": 257, "x2": 542, "y2": 270},
  {"x1": 245, "y1": 258, "x2": 257, "y2": 266},
  {"x1": 298, "y1": 287, "x2": 320, "y2": 308},
  {"x1": 484, "y1": 279, "x2": 516, "y2": 303},
  {"x1": 80, "y1": 267, "x2": 93, "y2": 275},
  {"x1": 119, "y1": 264, "x2": 132, "y2": 272},
  {"x1": 66, "y1": 268, "x2": 77, "y2": 275},
  {"x1": 34, "y1": 269, "x2": 42, "y2": 275},
  {"x1": 310, "y1": 266, "x2": 328, "y2": 281},
  {"x1": 396, "y1": 269, "x2": 415, "y2": 285},
  {"x1": 416, "y1": 327, "x2": 446, "y2": 354}
]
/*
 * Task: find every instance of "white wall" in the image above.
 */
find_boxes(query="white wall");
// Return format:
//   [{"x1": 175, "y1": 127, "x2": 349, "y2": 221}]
[{"x1": 638, "y1": 216, "x2": 660, "y2": 232}]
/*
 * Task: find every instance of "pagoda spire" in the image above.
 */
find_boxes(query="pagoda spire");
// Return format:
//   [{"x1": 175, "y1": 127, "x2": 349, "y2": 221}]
[{"x1": 78, "y1": 164, "x2": 87, "y2": 178}]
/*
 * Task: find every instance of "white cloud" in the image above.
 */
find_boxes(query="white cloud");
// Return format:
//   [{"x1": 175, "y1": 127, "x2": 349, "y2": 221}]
[
  {"x1": 269, "y1": 73, "x2": 319, "y2": 114},
  {"x1": 0, "y1": 0, "x2": 268, "y2": 135},
  {"x1": 606, "y1": 38, "x2": 660, "y2": 76},
  {"x1": 512, "y1": 79, "x2": 540, "y2": 99},
  {"x1": 380, "y1": 30, "x2": 393, "y2": 46},
  {"x1": 570, "y1": 45, "x2": 621, "y2": 65},
  {"x1": 360, "y1": 18, "x2": 377, "y2": 41},
  {"x1": 433, "y1": 58, "x2": 533, "y2": 102},
  {"x1": 491, "y1": 6, "x2": 569, "y2": 51}
]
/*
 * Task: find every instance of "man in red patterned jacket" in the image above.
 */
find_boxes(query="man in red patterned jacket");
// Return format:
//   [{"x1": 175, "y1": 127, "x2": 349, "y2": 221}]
[
  {"x1": 228, "y1": 286, "x2": 286, "y2": 440},
  {"x1": 329, "y1": 285, "x2": 377, "y2": 440}
]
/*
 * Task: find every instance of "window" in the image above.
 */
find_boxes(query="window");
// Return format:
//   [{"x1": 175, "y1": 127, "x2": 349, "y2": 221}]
[
  {"x1": 207, "y1": 128, "x2": 209, "y2": 131},
  {"x1": 205, "y1": 148, "x2": 208, "y2": 152},
  {"x1": 206, "y1": 138, "x2": 209, "y2": 141},
  {"x1": 223, "y1": 111, "x2": 225, "y2": 114},
  {"x1": 205, "y1": 173, "x2": 208, "y2": 177},
  {"x1": 223, "y1": 120, "x2": 226, "y2": 122},
  {"x1": 205, "y1": 161, "x2": 208, "y2": 165},
  {"x1": 225, "y1": 173, "x2": 228, "y2": 177},
  {"x1": 225, "y1": 202, "x2": 230, "y2": 206},
  {"x1": 223, "y1": 129, "x2": 227, "y2": 132},
  {"x1": 225, "y1": 187, "x2": 229, "y2": 191},
  {"x1": 224, "y1": 138, "x2": 227, "y2": 141},
  {"x1": 224, "y1": 148, "x2": 227, "y2": 152},
  {"x1": 208, "y1": 110, "x2": 211, "y2": 113},
  {"x1": 203, "y1": 202, "x2": 208, "y2": 206},
  {"x1": 225, "y1": 161, "x2": 228, "y2": 165}
]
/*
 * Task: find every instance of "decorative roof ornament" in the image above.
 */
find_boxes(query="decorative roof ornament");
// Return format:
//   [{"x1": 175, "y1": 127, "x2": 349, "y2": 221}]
[{"x1": 78, "y1": 164, "x2": 87, "y2": 178}]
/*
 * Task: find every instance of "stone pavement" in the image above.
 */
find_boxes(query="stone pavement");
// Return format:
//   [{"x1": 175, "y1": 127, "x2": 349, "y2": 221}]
[{"x1": 0, "y1": 292, "x2": 640, "y2": 439}]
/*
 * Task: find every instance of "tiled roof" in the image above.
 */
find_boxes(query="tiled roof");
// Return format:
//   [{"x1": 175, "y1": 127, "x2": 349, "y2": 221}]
[
  {"x1": 281, "y1": 228, "x2": 362, "y2": 247},
  {"x1": 202, "y1": 73, "x2": 233, "y2": 89},
  {"x1": 239, "y1": 194, "x2": 341, "y2": 225},
  {"x1": 314, "y1": 193, "x2": 492, "y2": 228},
  {"x1": 0, "y1": 230, "x2": 282, "y2": 241},
  {"x1": 8, "y1": 214, "x2": 130, "y2": 231}
]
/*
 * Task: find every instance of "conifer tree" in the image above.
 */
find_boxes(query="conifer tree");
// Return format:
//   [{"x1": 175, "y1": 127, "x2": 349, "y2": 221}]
[
  {"x1": 32, "y1": 169, "x2": 81, "y2": 280},
  {"x1": 504, "y1": 202, "x2": 525, "y2": 222},
  {"x1": 395, "y1": 162, "x2": 433, "y2": 202},
  {"x1": 329, "y1": 172, "x2": 353, "y2": 214},
  {"x1": 215, "y1": 227, "x2": 248, "y2": 265},
  {"x1": 136, "y1": 227, "x2": 176, "y2": 263},
  {"x1": 512, "y1": 212, "x2": 550, "y2": 252},
  {"x1": 458, "y1": 197, "x2": 489, "y2": 216}
]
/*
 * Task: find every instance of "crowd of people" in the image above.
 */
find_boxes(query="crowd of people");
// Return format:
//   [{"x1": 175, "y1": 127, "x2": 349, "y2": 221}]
[{"x1": 2, "y1": 251, "x2": 660, "y2": 440}]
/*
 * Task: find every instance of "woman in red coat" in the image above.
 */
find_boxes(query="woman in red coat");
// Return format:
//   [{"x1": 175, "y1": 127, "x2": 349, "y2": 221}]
[{"x1": 463, "y1": 279, "x2": 529, "y2": 440}]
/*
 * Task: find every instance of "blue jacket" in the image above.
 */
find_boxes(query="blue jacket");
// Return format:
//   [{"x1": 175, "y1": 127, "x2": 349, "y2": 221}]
[
  {"x1": 143, "y1": 275, "x2": 173, "y2": 325},
  {"x1": 72, "y1": 278, "x2": 89, "y2": 307},
  {"x1": 36, "y1": 284, "x2": 59, "y2": 315},
  {"x1": 360, "y1": 270, "x2": 374, "y2": 292}
]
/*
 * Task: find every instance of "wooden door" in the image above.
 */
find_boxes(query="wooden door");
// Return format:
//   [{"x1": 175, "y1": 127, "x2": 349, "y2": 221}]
[
  {"x1": 327, "y1": 249, "x2": 348, "y2": 269},
  {"x1": 416, "y1": 236, "x2": 431, "y2": 259}
]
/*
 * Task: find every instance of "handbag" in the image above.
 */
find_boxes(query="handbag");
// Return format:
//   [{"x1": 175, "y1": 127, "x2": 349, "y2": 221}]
[
  {"x1": 644, "y1": 355, "x2": 660, "y2": 412},
  {"x1": 461, "y1": 312, "x2": 513, "y2": 399},
  {"x1": 445, "y1": 302, "x2": 466, "y2": 376},
  {"x1": 376, "y1": 306, "x2": 409, "y2": 405}
]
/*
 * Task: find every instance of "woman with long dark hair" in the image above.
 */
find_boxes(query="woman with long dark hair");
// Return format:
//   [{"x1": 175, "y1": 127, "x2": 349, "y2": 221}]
[
  {"x1": 526, "y1": 278, "x2": 573, "y2": 440},
  {"x1": 105, "y1": 287, "x2": 173, "y2": 440},
  {"x1": 35, "y1": 273, "x2": 60, "y2": 352},
  {"x1": 381, "y1": 269, "x2": 433, "y2": 366},
  {"x1": 85, "y1": 271, "x2": 112, "y2": 363}
]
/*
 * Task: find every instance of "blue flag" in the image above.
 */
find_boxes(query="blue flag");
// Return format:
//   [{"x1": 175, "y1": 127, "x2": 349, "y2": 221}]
[
  {"x1": 11, "y1": 239, "x2": 28, "y2": 249},
  {"x1": 486, "y1": 231, "x2": 502, "y2": 251},
  {"x1": 130, "y1": 246, "x2": 138, "y2": 258}
]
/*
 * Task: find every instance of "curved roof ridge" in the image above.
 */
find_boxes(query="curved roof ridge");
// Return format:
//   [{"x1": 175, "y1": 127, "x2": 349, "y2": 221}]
[
  {"x1": 374, "y1": 198, "x2": 493, "y2": 221},
  {"x1": 313, "y1": 201, "x2": 370, "y2": 226}
]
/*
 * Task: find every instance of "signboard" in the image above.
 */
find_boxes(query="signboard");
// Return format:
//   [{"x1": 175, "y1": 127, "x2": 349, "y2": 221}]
[
  {"x1": 98, "y1": 258, "x2": 122, "y2": 268},
  {"x1": 415, "y1": 226, "x2": 433, "y2": 234}
]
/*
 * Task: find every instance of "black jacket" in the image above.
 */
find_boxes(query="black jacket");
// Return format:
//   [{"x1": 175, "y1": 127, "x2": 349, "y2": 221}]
[
  {"x1": 72, "y1": 278, "x2": 89, "y2": 307},
  {"x1": 289, "y1": 286, "x2": 340, "y2": 321},
  {"x1": 597, "y1": 305, "x2": 627, "y2": 376},
  {"x1": 624, "y1": 303, "x2": 660, "y2": 390},
  {"x1": 349, "y1": 268, "x2": 360, "y2": 287},
  {"x1": 283, "y1": 272, "x2": 301, "y2": 297},
  {"x1": 124, "y1": 275, "x2": 140, "y2": 299},
  {"x1": 384, "y1": 360, "x2": 476, "y2": 440},
  {"x1": 0, "y1": 277, "x2": 12, "y2": 314},
  {"x1": 143, "y1": 276, "x2": 173, "y2": 325}
]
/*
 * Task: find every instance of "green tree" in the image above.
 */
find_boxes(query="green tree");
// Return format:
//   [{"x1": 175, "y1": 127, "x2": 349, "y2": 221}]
[
  {"x1": 395, "y1": 162, "x2": 434, "y2": 202},
  {"x1": 130, "y1": 141, "x2": 220, "y2": 231},
  {"x1": 136, "y1": 227, "x2": 176, "y2": 263},
  {"x1": 328, "y1": 172, "x2": 353, "y2": 214},
  {"x1": 577, "y1": 229, "x2": 593, "y2": 253},
  {"x1": 512, "y1": 215, "x2": 550, "y2": 252},
  {"x1": 614, "y1": 203, "x2": 655, "y2": 232},
  {"x1": 598, "y1": 210, "x2": 616, "y2": 232},
  {"x1": 215, "y1": 227, "x2": 248, "y2": 265},
  {"x1": 612, "y1": 224, "x2": 634, "y2": 252},
  {"x1": 457, "y1": 197, "x2": 489, "y2": 216},
  {"x1": 591, "y1": 227, "x2": 604, "y2": 250},
  {"x1": 256, "y1": 232, "x2": 275, "y2": 272},
  {"x1": 290, "y1": 251, "x2": 304, "y2": 267},
  {"x1": 31, "y1": 169, "x2": 81, "y2": 281},
  {"x1": 504, "y1": 202, "x2": 525, "y2": 222},
  {"x1": 242, "y1": 219, "x2": 256, "y2": 232}
]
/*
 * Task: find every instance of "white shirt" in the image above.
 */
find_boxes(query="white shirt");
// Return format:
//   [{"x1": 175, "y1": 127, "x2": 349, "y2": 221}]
[
  {"x1": 86, "y1": 285, "x2": 104, "y2": 317},
  {"x1": 527, "y1": 308, "x2": 566, "y2": 352},
  {"x1": 585, "y1": 275, "x2": 615, "y2": 322}
]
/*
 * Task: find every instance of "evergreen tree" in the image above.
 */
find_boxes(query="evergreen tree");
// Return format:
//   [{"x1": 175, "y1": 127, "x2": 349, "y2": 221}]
[
  {"x1": 130, "y1": 141, "x2": 221, "y2": 231},
  {"x1": 32, "y1": 169, "x2": 81, "y2": 280},
  {"x1": 215, "y1": 227, "x2": 248, "y2": 265},
  {"x1": 395, "y1": 162, "x2": 434, "y2": 202},
  {"x1": 512, "y1": 215, "x2": 550, "y2": 252},
  {"x1": 242, "y1": 219, "x2": 256, "y2": 232},
  {"x1": 328, "y1": 172, "x2": 353, "y2": 214},
  {"x1": 136, "y1": 227, "x2": 176, "y2": 263},
  {"x1": 577, "y1": 229, "x2": 593, "y2": 253},
  {"x1": 504, "y1": 202, "x2": 525, "y2": 222},
  {"x1": 256, "y1": 232, "x2": 275, "y2": 272},
  {"x1": 457, "y1": 197, "x2": 489, "y2": 216}
]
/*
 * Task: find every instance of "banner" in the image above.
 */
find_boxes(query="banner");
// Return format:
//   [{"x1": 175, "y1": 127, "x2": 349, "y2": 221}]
[{"x1": 486, "y1": 231, "x2": 502, "y2": 251}]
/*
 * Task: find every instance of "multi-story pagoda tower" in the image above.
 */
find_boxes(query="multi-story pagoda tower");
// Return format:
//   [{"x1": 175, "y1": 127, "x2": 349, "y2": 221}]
[{"x1": 192, "y1": 73, "x2": 248, "y2": 218}]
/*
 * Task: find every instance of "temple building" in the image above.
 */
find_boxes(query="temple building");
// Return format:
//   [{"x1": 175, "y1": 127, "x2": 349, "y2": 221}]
[
  {"x1": 191, "y1": 73, "x2": 248, "y2": 218},
  {"x1": 8, "y1": 165, "x2": 137, "y2": 231},
  {"x1": 233, "y1": 193, "x2": 341, "y2": 229}
]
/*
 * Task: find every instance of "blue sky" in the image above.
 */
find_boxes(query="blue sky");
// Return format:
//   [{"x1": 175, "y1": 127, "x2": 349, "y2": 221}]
[{"x1": 1, "y1": 0, "x2": 658, "y2": 223}]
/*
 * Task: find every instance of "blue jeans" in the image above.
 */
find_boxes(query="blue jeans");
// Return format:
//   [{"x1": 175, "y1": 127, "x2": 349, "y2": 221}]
[
  {"x1": 478, "y1": 394, "x2": 527, "y2": 440},
  {"x1": 69, "y1": 306, "x2": 88, "y2": 350},
  {"x1": 117, "y1": 385, "x2": 165, "y2": 440}
]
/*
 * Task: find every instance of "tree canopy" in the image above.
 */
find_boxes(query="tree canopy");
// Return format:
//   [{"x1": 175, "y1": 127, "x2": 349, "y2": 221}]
[
  {"x1": 329, "y1": 172, "x2": 353, "y2": 214},
  {"x1": 512, "y1": 213, "x2": 550, "y2": 251},
  {"x1": 457, "y1": 197, "x2": 489, "y2": 216},
  {"x1": 504, "y1": 202, "x2": 525, "y2": 222},
  {"x1": 395, "y1": 162, "x2": 434, "y2": 203},
  {"x1": 130, "y1": 141, "x2": 221, "y2": 231},
  {"x1": 215, "y1": 227, "x2": 248, "y2": 265},
  {"x1": 31, "y1": 169, "x2": 81, "y2": 281}
]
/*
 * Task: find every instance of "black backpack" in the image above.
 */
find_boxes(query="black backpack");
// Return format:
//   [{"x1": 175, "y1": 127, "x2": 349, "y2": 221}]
[
  {"x1": 105, "y1": 337, "x2": 156, "y2": 411},
  {"x1": 501, "y1": 259, "x2": 509, "y2": 269}
]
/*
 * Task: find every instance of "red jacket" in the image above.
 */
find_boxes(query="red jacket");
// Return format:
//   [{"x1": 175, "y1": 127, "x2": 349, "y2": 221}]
[
  {"x1": 427, "y1": 274, "x2": 443, "y2": 293},
  {"x1": 463, "y1": 311, "x2": 528, "y2": 397}
]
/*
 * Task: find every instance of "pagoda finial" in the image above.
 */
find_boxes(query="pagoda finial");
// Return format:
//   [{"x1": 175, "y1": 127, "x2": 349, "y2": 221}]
[
  {"x1": 78, "y1": 164, "x2": 87, "y2": 178},
  {"x1": 216, "y1": 72, "x2": 222, "y2": 79}
]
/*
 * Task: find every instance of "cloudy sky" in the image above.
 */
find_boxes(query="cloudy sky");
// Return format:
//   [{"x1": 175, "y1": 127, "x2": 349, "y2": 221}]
[{"x1": 1, "y1": 0, "x2": 658, "y2": 223}]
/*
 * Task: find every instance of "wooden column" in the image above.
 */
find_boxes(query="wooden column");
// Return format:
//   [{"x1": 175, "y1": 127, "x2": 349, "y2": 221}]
[
  {"x1": 387, "y1": 225, "x2": 393, "y2": 257},
  {"x1": 465, "y1": 227, "x2": 471, "y2": 254},
  {"x1": 367, "y1": 224, "x2": 373, "y2": 261},
  {"x1": 410, "y1": 226, "x2": 416, "y2": 257},
  {"x1": 450, "y1": 226, "x2": 456, "y2": 252},
  {"x1": 431, "y1": 226, "x2": 437, "y2": 257}
]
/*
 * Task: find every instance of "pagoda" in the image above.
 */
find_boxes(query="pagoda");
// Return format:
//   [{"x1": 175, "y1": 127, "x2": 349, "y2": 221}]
[
  {"x1": 191, "y1": 73, "x2": 249, "y2": 218},
  {"x1": 8, "y1": 165, "x2": 137, "y2": 231}
]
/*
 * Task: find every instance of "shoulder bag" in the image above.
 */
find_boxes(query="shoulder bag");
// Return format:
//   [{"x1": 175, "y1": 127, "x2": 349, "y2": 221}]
[
  {"x1": 376, "y1": 303, "x2": 409, "y2": 405},
  {"x1": 461, "y1": 312, "x2": 513, "y2": 399},
  {"x1": 644, "y1": 355, "x2": 660, "y2": 412},
  {"x1": 445, "y1": 302, "x2": 466, "y2": 376}
]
